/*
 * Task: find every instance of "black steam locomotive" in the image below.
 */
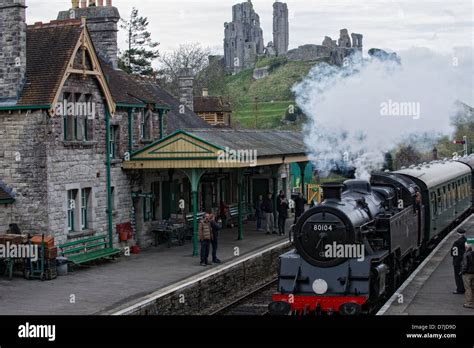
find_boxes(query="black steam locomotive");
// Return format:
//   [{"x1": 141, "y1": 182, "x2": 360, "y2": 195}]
[{"x1": 270, "y1": 155, "x2": 474, "y2": 315}]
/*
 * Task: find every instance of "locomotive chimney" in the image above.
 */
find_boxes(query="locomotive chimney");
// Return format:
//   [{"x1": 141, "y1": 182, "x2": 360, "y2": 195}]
[{"x1": 321, "y1": 183, "x2": 344, "y2": 201}]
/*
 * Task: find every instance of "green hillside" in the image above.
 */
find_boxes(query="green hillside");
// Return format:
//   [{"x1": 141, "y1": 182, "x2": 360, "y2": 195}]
[{"x1": 209, "y1": 57, "x2": 321, "y2": 129}]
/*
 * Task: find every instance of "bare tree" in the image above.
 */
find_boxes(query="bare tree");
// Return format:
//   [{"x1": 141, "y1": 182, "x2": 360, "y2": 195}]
[{"x1": 158, "y1": 43, "x2": 212, "y2": 96}]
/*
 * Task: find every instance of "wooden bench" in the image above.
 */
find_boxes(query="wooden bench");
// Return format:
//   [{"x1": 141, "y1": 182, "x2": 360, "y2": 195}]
[
  {"x1": 58, "y1": 235, "x2": 121, "y2": 266},
  {"x1": 184, "y1": 212, "x2": 205, "y2": 238},
  {"x1": 227, "y1": 203, "x2": 247, "y2": 227}
]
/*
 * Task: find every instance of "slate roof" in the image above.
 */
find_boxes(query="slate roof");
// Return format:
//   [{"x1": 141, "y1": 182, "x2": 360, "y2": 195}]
[
  {"x1": 0, "y1": 181, "x2": 14, "y2": 203},
  {"x1": 17, "y1": 20, "x2": 84, "y2": 106},
  {"x1": 133, "y1": 78, "x2": 211, "y2": 134},
  {"x1": 194, "y1": 96, "x2": 232, "y2": 113},
  {"x1": 185, "y1": 129, "x2": 306, "y2": 157},
  {"x1": 100, "y1": 61, "x2": 168, "y2": 107}
]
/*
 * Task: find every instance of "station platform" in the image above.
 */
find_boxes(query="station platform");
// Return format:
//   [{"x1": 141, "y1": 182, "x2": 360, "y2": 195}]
[
  {"x1": 0, "y1": 221, "x2": 289, "y2": 315},
  {"x1": 379, "y1": 214, "x2": 474, "y2": 315}
]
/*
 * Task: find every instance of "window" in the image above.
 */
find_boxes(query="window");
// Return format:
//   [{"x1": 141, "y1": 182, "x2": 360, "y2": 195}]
[
  {"x1": 67, "y1": 189, "x2": 78, "y2": 232},
  {"x1": 63, "y1": 92, "x2": 92, "y2": 142},
  {"x1": 110, "y1": 125, "x2": 119, "y2": 158},
  {"x1": 81, "y1": 188, "x2": 90, "y2": 230},
  {"x1": 141, "y1": 110, "x2": 152, "y2": 140},
  {"x1": 67, "y1": 188, "x2": 91, "y2": 232}
]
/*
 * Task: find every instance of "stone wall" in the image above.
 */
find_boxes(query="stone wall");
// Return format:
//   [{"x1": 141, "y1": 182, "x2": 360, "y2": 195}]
[
  {"x1": 115, "y1": 241, "x2": 293, "y2": 315},
  {"x1": 0, "y1": 109, "x2": 49, "y2": 234},
  {"x1": 0, "y1": 0, "x2": 27, "y2": 101},
  {"x1": 253, "y1": 66, "x2": 270, "y2": 80},
  {"x1": 286, "y1": 44, "x2": 332, "y2": 62}
]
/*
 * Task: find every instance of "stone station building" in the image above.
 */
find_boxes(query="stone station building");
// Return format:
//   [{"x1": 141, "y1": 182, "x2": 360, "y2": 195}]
[{"x1": 0, "y1": 0, "x2": 309, "y2": 256}]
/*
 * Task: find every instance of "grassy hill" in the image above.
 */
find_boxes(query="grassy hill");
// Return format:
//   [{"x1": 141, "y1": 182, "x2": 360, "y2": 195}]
[{"x1": 209, "y1": 57, "x2": 320, "y2": 129}]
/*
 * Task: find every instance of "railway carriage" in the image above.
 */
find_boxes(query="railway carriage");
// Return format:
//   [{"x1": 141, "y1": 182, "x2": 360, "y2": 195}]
[{"x1": 270, "y1": 157, "x2": 474, "y2": 316}]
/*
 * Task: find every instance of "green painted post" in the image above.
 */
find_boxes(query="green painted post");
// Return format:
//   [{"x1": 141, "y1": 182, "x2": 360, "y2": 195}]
[
  {"x1": 127, "y1": 108, "x2": 133, "y2": 155},
  {"x1": 192, "y1": 190, "x2": 198, "y2": 256},
  {"x1": 159, "y1": 109, "x2": 164, "y2": 140},
  {"x1": 237, "y1": 169, "x2": 244, "y2": 240},
  {"x1": 105, "y1": 106, "x2": 113, "y2": 248},
  {"x1": 183, "y1": 169, "x2": 205, "y2": 256},
  {"x1": 271, "y1": 165, "x2": 280, "y2": 228}
]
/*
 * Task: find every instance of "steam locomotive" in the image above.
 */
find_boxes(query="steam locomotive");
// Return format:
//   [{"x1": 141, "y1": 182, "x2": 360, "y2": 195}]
[{"x1": 269, "y1": 155, "x2": 474, "y2": 315}]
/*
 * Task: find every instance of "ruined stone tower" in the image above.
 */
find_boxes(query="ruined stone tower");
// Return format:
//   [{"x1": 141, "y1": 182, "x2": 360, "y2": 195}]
[
  {"x1": 273, "y1": 1, "x2": 289, "y2": 56},
  {"x1": 58, "y1": 0, "x2": 120, "y2": 68},
  {"x1": 0, "y1": 0, "x2": 27, "y2": 103},
  {"x1": 224, "y1": 0, "x2": 264, "y2": 73}
]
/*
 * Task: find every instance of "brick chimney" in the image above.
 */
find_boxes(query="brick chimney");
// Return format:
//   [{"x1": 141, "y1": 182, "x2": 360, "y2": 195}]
[
  {"x1": 58, "y1": 0, "x2": 120, "y2": 68},
  {"x1": 178, "y1": 69, "x2": 195, "y2": 112},
  {"x1": 0, "y1": 0, "x2": 27, "y2": 103}
]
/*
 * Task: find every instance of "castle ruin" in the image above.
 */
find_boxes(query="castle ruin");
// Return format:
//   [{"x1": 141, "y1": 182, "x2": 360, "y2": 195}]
[{"x1": 223, "y1": 1, "x2": 364, "y2": 72}]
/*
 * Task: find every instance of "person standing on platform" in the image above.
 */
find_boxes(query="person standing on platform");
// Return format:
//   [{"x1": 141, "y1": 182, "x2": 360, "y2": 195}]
[
  {"x1": 219, "y1": 200, "x2": 229, "y2": 229},
  {"x1": 198, "y1": 214, "x2": 212, "y2": 266},
  {"x1": 262, "y1": 193, "x2": 276, "y2": 235},
  {"x1": 461, "y1": 242, "x2": 474, "y2": 309},
  {"x1": 255, "y1": 195, "x2": 264, "y2": 232},
  {"x1": 452, "y1": 228, "x2": 467, "y2": 294},
  {"x1": 294, "y1": 192, "x2": 307, "y2": 224},
  {"x1": 278, "y1": 198, "x2": 289, "y2": 236},
  {"x1": 210, "y1": 214, "x2": 222, "y2": 264}
]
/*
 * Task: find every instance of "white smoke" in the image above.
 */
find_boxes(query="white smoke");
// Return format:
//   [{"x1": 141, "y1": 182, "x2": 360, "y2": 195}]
[{"x1": 293, "y1": 47, "x2": 473, "y2": 180}]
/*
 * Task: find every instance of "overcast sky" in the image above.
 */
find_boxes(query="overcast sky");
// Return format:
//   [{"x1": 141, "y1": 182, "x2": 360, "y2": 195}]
[{"x1": 27, "y1": 0, "x2": 472, "y2": 56}]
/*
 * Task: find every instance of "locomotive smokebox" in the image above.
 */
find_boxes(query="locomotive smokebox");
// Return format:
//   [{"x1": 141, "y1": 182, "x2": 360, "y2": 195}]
[{"x1": 321, "y1": 183, "x2": 344, "y2": 201}]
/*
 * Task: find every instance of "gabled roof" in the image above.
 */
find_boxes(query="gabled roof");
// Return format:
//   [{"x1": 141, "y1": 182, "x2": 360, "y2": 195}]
[
  {"x1": 17, "y1": 20, "x2": 84, "y2": 106},
  {"x1": 194, "y1": 96, "x2": 232, "y2": 113},
  {"x1": 123, "y1": 129, "x2": 308, "y2": 170},
  {"x1": 0, "y1": 181, "x2": 15, "y2": 204},
  {"x1": 133, "y1": 78, "x2": 211, "y2": 134},
  {"x1": 6, "y1": 19, "x2": 116, "y2": 114}
]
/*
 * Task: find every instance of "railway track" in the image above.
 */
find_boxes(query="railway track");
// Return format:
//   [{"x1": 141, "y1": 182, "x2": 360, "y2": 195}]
[{"x1": 212, "y1": 279, "x2": 278, "y2": 316}]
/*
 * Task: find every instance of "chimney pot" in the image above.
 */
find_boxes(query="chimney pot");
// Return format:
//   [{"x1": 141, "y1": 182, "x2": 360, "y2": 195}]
[
  {"x1": 202, "y1": 88, "x2": 209, "y2": 97},
  {"x1": 72, "y1": 0, "x2": 80, "y2": 8},
  {"x1": 97, "y1": 0, "x2": 104, "y2": 6},
  {"x1": 106, "y1": 0, "x2": 112, "y2": 6},
  {"x1": 80, "y1": 0, "x2": 87, "y2": 8}
]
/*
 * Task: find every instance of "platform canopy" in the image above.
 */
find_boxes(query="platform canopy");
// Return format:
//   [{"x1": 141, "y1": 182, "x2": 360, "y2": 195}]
[{"x1": 123, "y1": 129, "x2": 308, "y2": 169}]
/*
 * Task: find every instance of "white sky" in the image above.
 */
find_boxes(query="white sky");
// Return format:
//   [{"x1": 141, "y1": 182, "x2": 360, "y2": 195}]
[{"x1": 26, "y1": 0, "x2": 473, "y2": 56}]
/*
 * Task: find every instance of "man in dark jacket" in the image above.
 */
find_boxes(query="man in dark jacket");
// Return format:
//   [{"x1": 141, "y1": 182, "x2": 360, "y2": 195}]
[
  {"x1": 262, "y1": 193, "x2": 276, "y2": 235},
  {"x1": 461, "y1": 243, "x2": 474, "y2": 309},
  {"x1": 210, "y1": 214, "x2": 222, "y2": 264},
  {"x1": 294, "y1": 192, "x2": 307, "y2": 223},
  {"x1": 278, "y1": 198, "x2": 289, "y2": 236},
  {"x1": 452, "y1": 228, "x2": 467, "y2": 294}
]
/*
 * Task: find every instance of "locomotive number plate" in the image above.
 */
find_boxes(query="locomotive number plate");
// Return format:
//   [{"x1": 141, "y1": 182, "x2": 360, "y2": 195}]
[{"x1": 313, "y1": 224, "x2": 335, "y2": 232}]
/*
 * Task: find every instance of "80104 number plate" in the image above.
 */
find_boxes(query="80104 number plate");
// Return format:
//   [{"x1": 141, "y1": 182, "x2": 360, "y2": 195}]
[{"x1": 313, "y1": 224, "x2": 335, "y2": 232}]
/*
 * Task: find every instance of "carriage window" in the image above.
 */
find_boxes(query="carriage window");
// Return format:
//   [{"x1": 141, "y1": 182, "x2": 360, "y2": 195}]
[
  {"x1": 437, "y1": 189, "x2": 442, "y2": 214},
  {"x1": 431, "y1": 192, "x2": 437, "y2": 216}
]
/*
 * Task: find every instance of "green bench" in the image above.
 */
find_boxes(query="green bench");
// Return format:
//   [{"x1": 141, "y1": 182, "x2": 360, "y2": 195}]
[{"x1": 58, "y1": 235, "x2": 121, "y2": 266}]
